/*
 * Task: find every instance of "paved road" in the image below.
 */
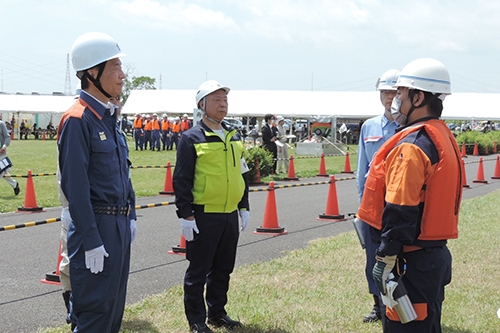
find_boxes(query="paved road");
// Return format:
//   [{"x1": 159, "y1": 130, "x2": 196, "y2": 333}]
[{"x1": 0, "y1": 155, "x2": 499, "y2": 333}]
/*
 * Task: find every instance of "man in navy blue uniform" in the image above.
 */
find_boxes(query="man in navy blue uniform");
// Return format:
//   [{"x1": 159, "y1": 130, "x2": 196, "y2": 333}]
[{"x1": 57, "y1": 32, "x2": 137, "y2": 333}]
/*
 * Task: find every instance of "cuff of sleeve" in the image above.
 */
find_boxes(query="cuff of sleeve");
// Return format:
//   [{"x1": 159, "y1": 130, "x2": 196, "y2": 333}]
[
  {"x1": 82, "y1": 230, "x2": 104, "y2": 252},
  {"x1": 380, "y1": 239, "x2": 403, "y2": 257}
]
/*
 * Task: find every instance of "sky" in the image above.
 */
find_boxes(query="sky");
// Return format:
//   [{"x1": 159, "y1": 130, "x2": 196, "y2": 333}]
[{"x1": 1, "y1": 0, "x2": 500, "y2": 96}]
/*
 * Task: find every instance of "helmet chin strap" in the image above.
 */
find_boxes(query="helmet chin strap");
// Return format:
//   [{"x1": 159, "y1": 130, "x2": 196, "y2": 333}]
[
  {"x1": 408, "y1": 90, "x2": 439, "y2": 121},
  {"x1": 201, "y1": 97, "x2": 221, "y2": 124},
  {"x1": 84, "y1": 63, "x2": 112, "y2": 99}
]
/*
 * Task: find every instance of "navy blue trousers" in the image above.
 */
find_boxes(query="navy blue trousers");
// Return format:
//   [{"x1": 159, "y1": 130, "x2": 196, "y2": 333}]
[
  {"x1": 184, "y1": 209, "x2": 239, "y2": 325},
  {"x1": 68, "y1": 213, "x2": 131, "y2": 333},
  {"x1": 361, "y1": 220, "x2": 379, "y2": 295},
  {"x1": 133, "y1": 129, "x2": 143, "y2": 150},
  {"x1": 382, "y1": 246, "x2": 452, "y2": 333}
]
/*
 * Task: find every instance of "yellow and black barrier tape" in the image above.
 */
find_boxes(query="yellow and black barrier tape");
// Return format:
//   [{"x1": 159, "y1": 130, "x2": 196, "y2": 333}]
[
  {"x1": 0, "y1": 217, "x2": 61, "y2": 232},
  {"x1": 0, "y1": 177, "x2": 358, "y2": 232}
]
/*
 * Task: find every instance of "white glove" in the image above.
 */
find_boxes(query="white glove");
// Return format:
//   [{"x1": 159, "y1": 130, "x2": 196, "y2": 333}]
[
  {"x1": 85, "y1": 245, "x2": 109, "y2": 274},
  {"x1": 61, "y1": 207, "x2": 71, "y2": 229},
  {"x1": 181, "y1": 218, "x2": 199, "y2": 242},
  {"x1": 239, "y1": 210, "x2": 250, "y2": 231},
  {"x1": 130, "y1": 219, "x2": 138, "y2": 243}
]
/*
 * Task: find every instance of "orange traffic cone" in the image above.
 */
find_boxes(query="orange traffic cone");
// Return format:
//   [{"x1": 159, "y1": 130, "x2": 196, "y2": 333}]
[
  {"x1": 491, "y1": 155, "x2": 500, "y2": 180},
  {"x1": 493, "y1": 141, "x2": 498, "y2": 154},
  {"x1": 317, "y1": 153, "x2": 328, "y2": 177},
  {"x1": 461, "y1": 158, "x2": 470, "y2": 188},
  {"x1": 17, "y1": 170, "x2": 45, "y2": 213},
  {"x1": 341, "y1": 152, "x2": 353, "y2": 174},
  {"x1": 253, "y1": 181, "x2": 288, "y2": 235},
  {"x1": 159, "y1": 162, "x2": 174, "y2": 196},
  {"x1": 168, "y1": 234, "x2": 186, "y2": 255},
  {"x1": 473, "y1": 142, "x2": 479, "y2": 156},
  {"x1": 485, "y1": 145, "x2": 489, "y2": 155},
  {"x1": 318, "y1": 175, "x2": 347, "y2": 221},
  {"x1": 250, "y1": 159, "x2": 267, "y2": 186},
  {"x1": 461, "y1": 142, "x2": 467, "y2": 158},
  {"x1": 473, "y1": 157, "x2": 488, "y2": 184},
  {"x1": 41, "y1": 241, "x2": 63, "y2": 285},
  {"x1": 42, "y1": 130, "x2": 46, "y2": 140},
  {"x1": 283, "y1": 155, "x2": 299, "y2": 181}
]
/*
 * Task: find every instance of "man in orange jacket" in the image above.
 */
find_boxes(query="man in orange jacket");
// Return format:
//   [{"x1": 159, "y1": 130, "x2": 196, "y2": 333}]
[
  {"x1": 358, "y1": 58, "x2": 463, "y2": 332},
  {"x1": 133, "y1": 113, "x2": 144, "y2": 151}
]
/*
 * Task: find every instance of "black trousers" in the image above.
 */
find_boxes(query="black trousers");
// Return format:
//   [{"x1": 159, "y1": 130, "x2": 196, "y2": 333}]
[
  {"x1": 184, "y1": 209, "x2": 239, "y2": 325},
  {"x1": 382, "y1": 246, "x2": 452, "y2": 333}
]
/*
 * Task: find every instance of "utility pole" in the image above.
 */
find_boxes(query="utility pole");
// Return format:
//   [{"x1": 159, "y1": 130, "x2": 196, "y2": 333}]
[
  {"x1": 159, "y1": 73, "x2": 162, "y2": 89},
  {"x1": 64, "y1": 53, "x2": 72, "y2": 95}
]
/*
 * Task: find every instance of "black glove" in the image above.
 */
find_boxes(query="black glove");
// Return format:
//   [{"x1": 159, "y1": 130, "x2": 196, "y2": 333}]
[{"x1": 373, "y1": 251, "x2": 397, "y2": 295}]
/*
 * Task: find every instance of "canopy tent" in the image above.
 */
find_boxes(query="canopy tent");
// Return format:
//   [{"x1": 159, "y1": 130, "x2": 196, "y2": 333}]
[
  {"x1": 0, "y1": 94, "x2": 76, "y2": 113},
  {"x1": 0, "y1": 94, "x2": 77, "y2": 137},
  {"x1": 121, "y1": 89, "x2": 500, "y2": 121}
]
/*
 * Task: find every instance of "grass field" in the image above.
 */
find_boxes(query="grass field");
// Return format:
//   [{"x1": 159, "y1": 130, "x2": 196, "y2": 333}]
[
  {"x1": 0, "y1": 138, "x2": 357, "y2": 213},
  {"x1": 35, "y1": 189, "x2": 500, "y2": 332}
]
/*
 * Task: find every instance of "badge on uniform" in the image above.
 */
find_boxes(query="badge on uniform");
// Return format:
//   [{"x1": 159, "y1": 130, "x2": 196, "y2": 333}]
[{"x1": 99, "y1": 131, "x2": 107, "y2": 141}]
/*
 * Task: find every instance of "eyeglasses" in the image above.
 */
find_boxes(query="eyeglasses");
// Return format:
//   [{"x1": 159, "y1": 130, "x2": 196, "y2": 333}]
[{"x1": 381, "y1": 91, "x2": 397, "y2": 96}]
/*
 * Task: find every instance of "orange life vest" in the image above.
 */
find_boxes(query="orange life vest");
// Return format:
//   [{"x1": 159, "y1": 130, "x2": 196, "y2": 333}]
[
  {"x1": 357, "y1": 119, "x2": 462, "y2": 241},
  {"x1": 172, "y1": 123, "x2": 181, "y2": 133},
  {"x1": 134, "y1": 118, "x2": 143, "y2": 129},
  {"x1": 162, "y1": 121, "x2": 170, "y2": 131},
  {"x1": 143, "y1": 120, "x2": 152, "y2": 131},
  {"x1": 181, "y1": 119, "x2": 190, "y2": 131},
  {"x1": 151, "y1": 119, "x2": 161, "y2": 130}
]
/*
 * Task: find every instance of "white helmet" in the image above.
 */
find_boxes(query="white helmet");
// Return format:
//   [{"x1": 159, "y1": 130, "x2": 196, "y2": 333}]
[
  {"x1": 376, "y1": 69, "x2": 400, "y2": 91},
  {"x1": 162, "y1": 113, "x2": 168, "y2": 118},
  {"x1": 195, "y1": 80, "x2": 230, "y2": 109},
  {"x1": 395, "y1": 58, "x2": 451, "y2": 95},
  {"x1": 71, "y1": 32, "x2": 126, "y2": 71}
]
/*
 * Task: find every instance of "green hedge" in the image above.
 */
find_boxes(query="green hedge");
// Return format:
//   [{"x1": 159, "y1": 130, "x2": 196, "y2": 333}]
[
  {"x1": 243, "y1": 146, "x2": 274, "y2": 182},
  {"x1": 455, "y1": 131, "x2": 500, "y2": 155}
]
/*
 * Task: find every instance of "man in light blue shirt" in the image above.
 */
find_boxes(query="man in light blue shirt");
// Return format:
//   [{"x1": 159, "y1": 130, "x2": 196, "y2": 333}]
[{"x1": 356, "y1": 69, "x2": 399, "y2": 323}]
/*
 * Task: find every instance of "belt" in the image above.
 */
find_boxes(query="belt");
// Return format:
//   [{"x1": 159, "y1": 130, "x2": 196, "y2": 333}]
[
  {"x1": 403, "y1": 245, "x2": 423, "y2": 253},
  {"x1": 94, "y1": 205, "x2": 130, "y2": 216}
]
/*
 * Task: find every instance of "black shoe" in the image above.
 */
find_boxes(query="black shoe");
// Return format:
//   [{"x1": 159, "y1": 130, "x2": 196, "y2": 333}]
[
  {"x1": 190, "y1": 323, "x2": 213, "y2": 333},
  {"x1": 362, "y1": 305, "x2": 381, "y2": 323},
  {"x1": 14, "y1": 183, "x2": 20, "y2": 196},
  {"x1": 62, "y1": 290, "x2": 71, "y2": 324},
  {"x1": 208, "y1": 314, "x2": 242, "y2": 329}
]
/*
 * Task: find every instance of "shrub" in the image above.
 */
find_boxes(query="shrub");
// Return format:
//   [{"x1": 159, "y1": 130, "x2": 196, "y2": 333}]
[
  {"x1": 455, "y1": 131, "x2": 500, "y2": 155},
  {"x1": 243, "y1": 146, "x2": 274, "y2": 182}
]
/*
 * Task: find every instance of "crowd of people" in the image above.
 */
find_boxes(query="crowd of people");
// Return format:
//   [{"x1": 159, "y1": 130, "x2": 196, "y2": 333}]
[{"x1": 131, "y1": 113, "x2": 191, "y2": 151}]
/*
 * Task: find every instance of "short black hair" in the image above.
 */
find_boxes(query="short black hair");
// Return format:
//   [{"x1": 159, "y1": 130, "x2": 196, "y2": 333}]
[{"x1": 264, "y1": 114, "x2": 274, "y2": 121}]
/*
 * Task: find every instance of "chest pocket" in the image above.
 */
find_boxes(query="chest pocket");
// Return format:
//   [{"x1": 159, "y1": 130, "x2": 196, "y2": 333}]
[{"x1": 90, "y1": 131, "x2": 118, "y2": 176}]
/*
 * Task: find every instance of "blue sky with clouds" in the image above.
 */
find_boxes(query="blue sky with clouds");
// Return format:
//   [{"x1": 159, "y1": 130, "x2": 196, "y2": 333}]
[{"x1": 1, "y1": 0, "x2": 499, "y2": 95}]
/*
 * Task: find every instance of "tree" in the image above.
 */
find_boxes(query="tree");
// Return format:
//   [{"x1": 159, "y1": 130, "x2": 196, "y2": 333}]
[{"x1": 122, "y1": 70, "x2": 156, "y2": 104}]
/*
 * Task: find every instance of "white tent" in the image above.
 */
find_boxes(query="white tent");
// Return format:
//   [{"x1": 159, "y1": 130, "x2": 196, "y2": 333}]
[
  {"x1": 0, "y1": 94, "x2": 76, "y2": 137},
  {"x1": 121, "y1": 89, "x2": 500, "y2": 121}
]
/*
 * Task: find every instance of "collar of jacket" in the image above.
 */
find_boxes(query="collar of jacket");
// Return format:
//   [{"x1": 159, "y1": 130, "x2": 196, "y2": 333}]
[
  {"x1": 199, "y1": 119, "x2": 234, "y2": 135},
  {"x1": 396, "y1": 116, "x2": 439, "y2": 133},
  {"x1": 80, "y1": 91, "x2": 109, "y2": 119}
]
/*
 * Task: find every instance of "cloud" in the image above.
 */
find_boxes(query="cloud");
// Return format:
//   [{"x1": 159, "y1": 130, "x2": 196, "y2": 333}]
[
  {"x1": 235, "y1": 0, "x2": 500, "y2": 52},
  {"x1": 118, "y1": 0, "x2": 239, "y2": 31}
]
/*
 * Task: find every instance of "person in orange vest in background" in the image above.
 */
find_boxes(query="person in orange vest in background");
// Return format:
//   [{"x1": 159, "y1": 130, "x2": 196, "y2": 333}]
[
  {"x1": 358, "y1": 58, "x2": 462, "y2": 332},
  {"x1": 171, "y1": 117, "x2": 181, "y2": 150},
  {"x1": 181, "y1": 113, "x2": 191, "y2": 134},
  {"x1": 161, "y1": 114, "x2": 171, "y2": 151},
  {"x1": 151, "y1": 113, "x2": 161, "y2": 151},
  {"x1": 133, "y1": 113, "x2": 144, "y2": 151},
  {"x1": 143, "y1": 114, "x2": 152, "y2": 150}
]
